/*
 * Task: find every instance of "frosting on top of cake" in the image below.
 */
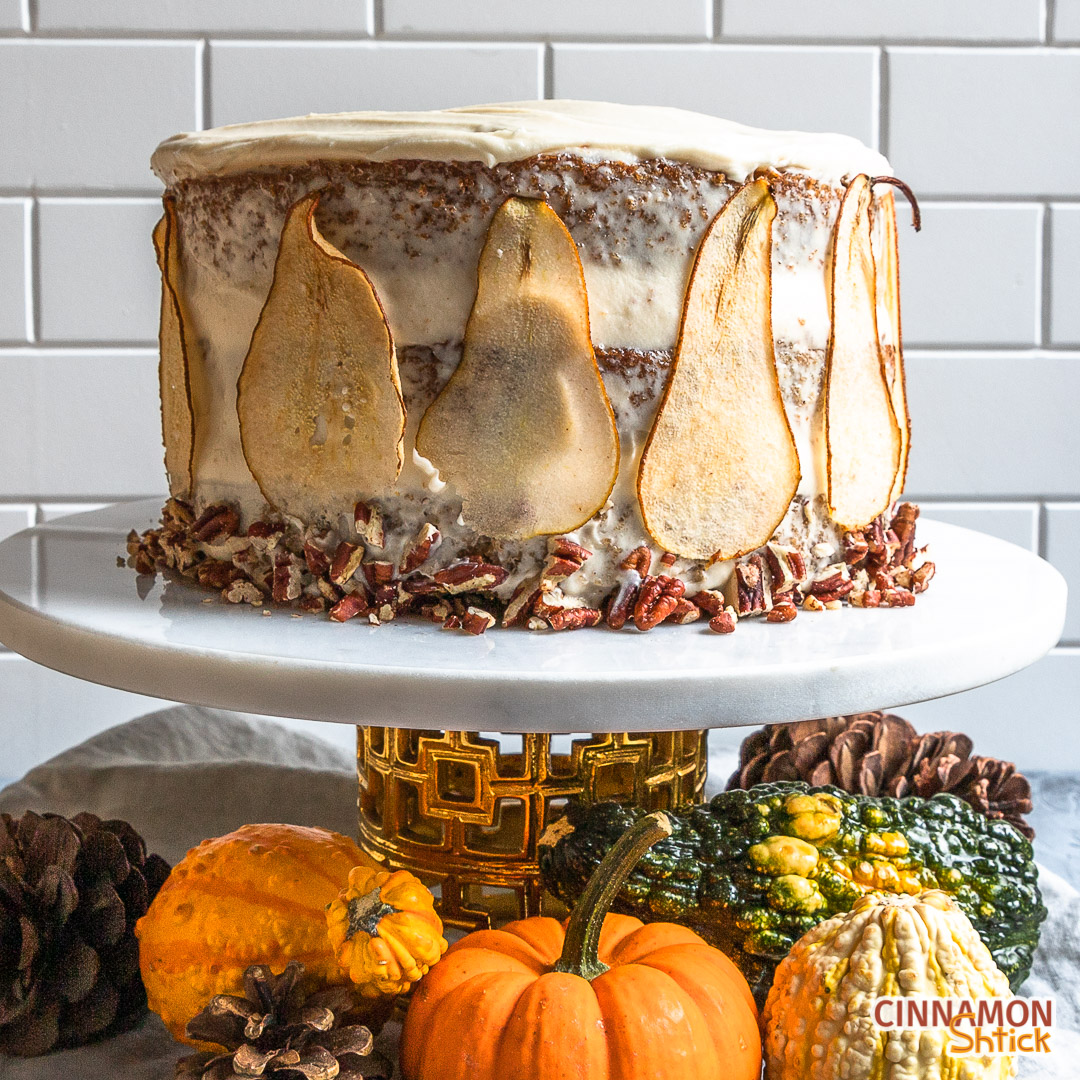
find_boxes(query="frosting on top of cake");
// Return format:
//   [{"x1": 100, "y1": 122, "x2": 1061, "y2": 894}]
[{"x1": 152, "y1": 99, "x2": 890, "y2": 185}]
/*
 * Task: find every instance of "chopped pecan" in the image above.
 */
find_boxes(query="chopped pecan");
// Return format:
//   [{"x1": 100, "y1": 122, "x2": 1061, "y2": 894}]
[
  {"x1": 400, "y1": 575, "x2": 439, "y2": 596},
  {"x1": 709, "y1": 610, "x2": 737, "y2": 634},
  {"x1": 162, "y1": 497, "x2": 195, "y2": 528},
  {"x1": 891, "y1": 502, "x2": 919, "y2": 567},
  {"x1": 442, "y1": 614, "x2": 462, "y2": 631},
  {"x1": 659, "y1": 552, "x2": 677, "y2": 568},
  {"x1": 461, "y1": 606, "x2": 497, "y2": 635},
  {"x1": 247, "y1": 520, "x2": 281, "y2": 540},
  {"x1": 197, "y1": 560, "x2": 237, "y2": 590},
  {"x1": 502, "y1": 577, "x2": 542, "y2": 627},
  {"x1": 301, "y1": 528, "x2": 333, "y2": 575},
  {"x1": 690, "y1": 589, "x2": 725, "y2": 617},
  {"x1": 532, "y1": 588, "x2": 566, "y2": 622},
  {"x1": 543, "y1": 556, "x2": 583, "y2": 580},
  {"x1": 525, "y1": 616, "x2": 549, "y2": 631},
  {"x1": 223, "y1": 580, "x2": 264, "y2": 606},
  {"x1": 670, "y1": 598, "x2": 701, "y2": 624},
  {"x1": 604, "y1": 571, "x2": 642, "y2": 630},
  {"x1": 849, "y1": 588, "x2": 882, "y2": 608},
  {"x1": 633, "y1": 575, "x2": 685, "y2": 631},
  {"x1": 549, "y1": 537, "x2": 592, "y2": 563},
  {"x1": 362, "y1": 560, "x2": 395, "y2": 587},
  {"x1": 732, "y1": 555, "x2": 767, "y2": 616},
  {"x1": 548, "y1": 607, "x2": 602, "y2": 631},
  {"x1": 433, "y1": 560, "x2": 508, "y2": 594},
  {"x1": 272, "y1": 555, "x2": 304, "y2": 603},
  {"x1": 133, "y1": 548, "x2": 157, "y2": 576},
  {"x1": 841, "y1": 531, "x2": 869, "y2": 566},
  {"x1": 620, "y1": 545, "x2": 652, "y2": 576},
  {"x1": 191, "y1": 505, "x2": 239, "y2": 543},
  {"x1": 803, "y1": 594, "x2": 827, "y2": 612},
  {"x1": 354, "y1": 502, "x2": 385, "y2": 547},
  {"x1": 400, "y1": 523, "x2": 441, "y2": 574},
  {"x1": 766, "y1": 601, "x2": 798, "y2": 624},
  {"x1": 882, "y1": 587, "x2": 916, "y2": 608},
  {"x1": 298, "y1": 595, "x2": 326, "y2": 613},
  {"x1": 804, "y1": 565, "x2": 850, "y2": 597},
  {"x1": 911, "y1": 560, "x2": 935, "y2": 593},
  {"x1": 765, "y1": 543, "x2": 807, "y2": 593},
  {"x1": 317, "y1": 578, "x2": 342, "y2": 604},
  {"x1": 329, "y1": 541, "x2": 365, "y2": 585}
]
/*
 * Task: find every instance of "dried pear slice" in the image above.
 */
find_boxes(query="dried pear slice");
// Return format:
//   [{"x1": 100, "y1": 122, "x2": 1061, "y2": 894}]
[
  {"x1": 415, "y1": 196, "x2": 619, "y2": 541},
  {"x1": 825, "y1": 174, "x2": 902, "y2": 529},
  {"x1": 637, "y1": 177, "x2": 800, "y2": 561},
  {"x1": 153, "y1": 198, "x2": 195, "y2": 501},
  {"x1": 237, "y1": 192, "x2": 405, "y2": 524},
  {"x1": 872, "y1": 187, "x2": 910, "y2": 503}
]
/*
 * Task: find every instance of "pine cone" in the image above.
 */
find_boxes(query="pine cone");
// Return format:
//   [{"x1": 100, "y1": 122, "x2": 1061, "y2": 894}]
[
  {"x1": 895, "y1": 732, "x2": 1035, "y2": 839},
  {"x1": 728, "y1": 714, "x2": 1035, "y2": 839},
  {"x1": 0, "y1": 810, "x2": 171, "y2": 1055},
  {"x1": 177, "y1": 963, "x2": 391, "y2": 1080},
  {"x1": 728, "y1": 712, "x2": 917, "y2": 795}
]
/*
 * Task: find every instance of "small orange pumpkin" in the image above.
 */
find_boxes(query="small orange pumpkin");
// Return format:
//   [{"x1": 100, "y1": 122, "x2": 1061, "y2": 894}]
[
  {"x1": 401, "y1": 812, "x2": 761, "y2": 1080},
  {"x1": 326, "y1": 864, "x2": 448, "y2": 995},
  {"x1": 135, "y1": 823, "x2": 383, "y2": 1043}
]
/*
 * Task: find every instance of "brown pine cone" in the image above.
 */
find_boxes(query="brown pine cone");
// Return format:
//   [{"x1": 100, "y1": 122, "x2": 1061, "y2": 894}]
[
  {"x1": 176, "y1": 963, "x2": 391, "y2": 1080},
  {"x1": 728, "y1": 714, "x2": 1035, "y2": 839},
  {"x1": 0, "y1": 810, "x2": 171, "y2": 1056},
  {"x1": 894, "y1": 732, "x2": 1034, "y2": 839},
  {"x1": 728, "y1": 712, "x2": 917, "y2": 795}
]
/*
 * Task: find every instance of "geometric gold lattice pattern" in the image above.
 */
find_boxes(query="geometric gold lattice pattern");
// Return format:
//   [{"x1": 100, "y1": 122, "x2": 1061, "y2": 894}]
[{"x1": 356, "y1": 727, "x2": 707, "y2": 931}]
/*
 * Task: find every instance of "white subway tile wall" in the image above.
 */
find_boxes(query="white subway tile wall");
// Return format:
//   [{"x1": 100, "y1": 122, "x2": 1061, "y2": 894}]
[
  {"x1": 552, "y1": 45, "x2": 879, "y2": 142},
  {"x1": 38, "y1": 200, "x2": 161, "y2": 343},
  {"x1": 720, "y1": 2, "x2": 1044, "y2": 42},
  {"x1": 0, "y1": 0, "x2": 22, "y2": 32},
  {"x1": 896, "y1": 205, "x2": 1042, "y2": 347},
  {"x1": 1051, "y1": 206, "x2": 1080, "y2": 345},
  {"x1": 1056, "y1": 0, "x2": 1080, "y2": 42},
  {"x1": 1045, "y1": 507, "x2": 1080, "y2": 644},
  {"x1": 0, "y1": 200, "x2": 28, "y2": 342},
  {"x1": 384, "y1": 0, "x2": 711, "y2": 40},
  {"x1": 35, "y1": 1, "x2": 374, "y2": 34},
  {"x1": 0, "y1": 6, "x2": 1077, "y2": 775}
]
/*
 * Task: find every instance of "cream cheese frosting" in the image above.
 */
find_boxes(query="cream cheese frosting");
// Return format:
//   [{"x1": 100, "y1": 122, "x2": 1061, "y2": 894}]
[{"x1": 152, "y1": 99, "x2": 890, "y2": 186}]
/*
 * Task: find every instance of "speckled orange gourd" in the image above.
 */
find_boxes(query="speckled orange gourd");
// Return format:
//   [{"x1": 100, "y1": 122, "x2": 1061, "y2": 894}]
[{"x1": 134, "y1": 822, "x2": 380, "y2": 1044}]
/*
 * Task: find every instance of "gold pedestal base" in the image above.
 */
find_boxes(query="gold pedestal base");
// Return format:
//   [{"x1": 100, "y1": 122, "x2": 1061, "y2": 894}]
[{"x1": 356, "y1": 727, "x2": 707, "y2": 930}]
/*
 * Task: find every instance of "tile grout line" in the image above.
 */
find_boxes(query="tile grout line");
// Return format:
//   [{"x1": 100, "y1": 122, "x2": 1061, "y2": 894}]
[
  {"x1": 21, "y1": 199, "x2": 34, "y2": 343},
  {"x1": 371, "y1": 0, "x2": 383, "y2": 38},
  {"x1": 27, "y1": 199, "x2": 40, "y2": 344},
  {"x1": 198, "y1": 38, "x2": 209, "y2": 131},
  {"x1": 543, "y1": 41, "x2": 554, "y2": 98},
  {"x1": 1041, "y1": 203, "x2": 1054, "y2": 347},
  {"x1": 876, "y1": 46, "x2": 888, "y2": 157},
  {"x1": 712, "y1": 0, "x2": 722, "y2": 40}
]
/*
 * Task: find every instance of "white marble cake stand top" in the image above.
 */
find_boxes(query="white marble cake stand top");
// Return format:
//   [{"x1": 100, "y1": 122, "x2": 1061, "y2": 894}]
[{"x1": 0, "y1": 500, "x2": 1066, "y2": 732}]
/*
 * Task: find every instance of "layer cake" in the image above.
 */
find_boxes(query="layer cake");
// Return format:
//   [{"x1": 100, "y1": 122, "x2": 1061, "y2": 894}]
[{"x1": 133, "y1": 100, "x2": 933, "y2": 632}]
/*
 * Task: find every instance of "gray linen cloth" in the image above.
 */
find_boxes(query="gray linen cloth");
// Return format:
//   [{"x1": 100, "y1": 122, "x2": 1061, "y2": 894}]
[{"x1": 0, "y1": 709, "x2": 1075, "y2": 1078}]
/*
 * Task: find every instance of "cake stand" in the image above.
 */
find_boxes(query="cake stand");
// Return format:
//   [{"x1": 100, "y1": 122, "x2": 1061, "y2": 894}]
[{"x1": 0, "y1": 499, "x2": 1067, "y2": 927}]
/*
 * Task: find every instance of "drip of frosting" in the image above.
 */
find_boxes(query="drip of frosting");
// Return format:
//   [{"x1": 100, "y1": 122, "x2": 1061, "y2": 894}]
[{"x1": 152, "y1": 99, "x2": 890, "y2": 186}]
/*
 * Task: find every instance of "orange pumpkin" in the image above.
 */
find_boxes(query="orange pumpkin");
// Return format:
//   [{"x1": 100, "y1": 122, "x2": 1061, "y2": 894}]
[
  {"x1": 135, "y1": 823, "x2": 382, "y2": 1043},
  {"x1": 401, "y1": 812, "x2": 761, "y2": 1080}
]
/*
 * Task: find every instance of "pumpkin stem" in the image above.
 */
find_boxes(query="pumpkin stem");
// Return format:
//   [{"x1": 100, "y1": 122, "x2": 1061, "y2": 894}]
[
  {"x1": 346, "y1": 886, "x2": 395, "y2": 941},
  {"x1": 553, "y1": 811, "x2": 673, "y2": 981}
]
